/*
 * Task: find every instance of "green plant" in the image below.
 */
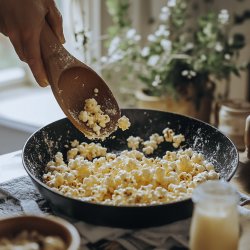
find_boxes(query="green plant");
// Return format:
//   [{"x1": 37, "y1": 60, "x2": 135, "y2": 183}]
[{"x1": 101, "y1": 0, "x2": 249, "y2": 107}]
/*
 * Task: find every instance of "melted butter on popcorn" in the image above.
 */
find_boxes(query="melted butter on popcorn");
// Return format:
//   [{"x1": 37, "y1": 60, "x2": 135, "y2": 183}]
[{"x1": 43, "y1": 128, "x2": 219, "y2": 206}]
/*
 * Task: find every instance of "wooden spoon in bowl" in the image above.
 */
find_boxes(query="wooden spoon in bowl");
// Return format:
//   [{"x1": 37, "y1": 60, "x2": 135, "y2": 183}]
[{"x1": 40, "y1": 22, "x2": 121, "y2": 139}]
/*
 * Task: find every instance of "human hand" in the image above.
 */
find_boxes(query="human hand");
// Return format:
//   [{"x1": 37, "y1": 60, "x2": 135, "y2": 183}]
[{"x1": 0, "y1": 0, "x2": 65, "y2": 87}]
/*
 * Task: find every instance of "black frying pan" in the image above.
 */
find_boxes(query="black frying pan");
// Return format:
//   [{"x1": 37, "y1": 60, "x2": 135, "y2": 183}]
[{"x1": 22, "y1": 109, "x2": 238, "y2": 228}]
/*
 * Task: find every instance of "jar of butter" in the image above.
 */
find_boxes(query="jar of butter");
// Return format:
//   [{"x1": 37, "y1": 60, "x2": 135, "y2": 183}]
[{"x1": 189, "y1": 180, "x2": 239, "y2": 250}]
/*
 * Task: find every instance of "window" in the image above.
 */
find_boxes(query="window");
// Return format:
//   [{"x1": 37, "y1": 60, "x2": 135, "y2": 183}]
[
  {"x1": 61, "y1": 0, "x2": 102, "y2": 67},
  {"x1": 0, "y1": 34, "x2": 26, "y2": 87},
  {"x1": 0, "y1": 34, "x2": 21, "y2": 70}
]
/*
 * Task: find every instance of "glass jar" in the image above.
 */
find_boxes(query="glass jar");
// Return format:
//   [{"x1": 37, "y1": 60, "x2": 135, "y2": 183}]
[
  {"x1": 189, "y1": 180, "x2": 239, "y2": 250},
  {"x1": 218, "y1": 100, "x2": 250, "y2": 151}
]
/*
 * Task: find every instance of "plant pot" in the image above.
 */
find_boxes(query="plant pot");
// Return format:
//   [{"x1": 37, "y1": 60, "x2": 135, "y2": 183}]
[{"x1": 135, "y1": 89, "x2": 213, "y2": 123}]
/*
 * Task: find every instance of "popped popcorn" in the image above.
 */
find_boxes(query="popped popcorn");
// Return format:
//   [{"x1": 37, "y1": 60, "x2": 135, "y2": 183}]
[
  {"x1": 127, "y1": 130, "x2": 183, "y2": 155},
  {"x1": 0, "y1": 230, "x2": 66, "y2": 250},
  {"x1": 78, "y1": 98, "x2": 111, "y2": 137},
  {"x1": 163, "y1": 128, "x2": 185, "y2": 148},
  {"x1": 117, "y1": 115, "x2": 131, "y2": 131},
  {"x1": 43, "y1": 127, "x2": 219, "y2": 206},
  {"x1": 127, "y1": 136, "x2": 142, "y2": 150}
]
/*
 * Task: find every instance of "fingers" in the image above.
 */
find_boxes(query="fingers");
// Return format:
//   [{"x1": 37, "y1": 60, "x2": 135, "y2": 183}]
[
  {"x1": 0, "y1": 19, "x2": 7, "y2": 36},
  {"x1": 7, "y1": 28, "x2": 49, "y2": 87},
  {"x1": 46, "y1": 0, "x2": 65, "y2": 44},
  {"x1": 8, "y1": 32, "x2": 26, "y2": 61},
  {"x1": 22, "y1": 31, "x2": 49, "y2": 87}
]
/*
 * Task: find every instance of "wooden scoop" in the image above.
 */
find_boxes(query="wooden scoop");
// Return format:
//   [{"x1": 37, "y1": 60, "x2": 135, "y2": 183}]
[{"x1": 40, "y1": 22, "x2": 121, "y2": 139}]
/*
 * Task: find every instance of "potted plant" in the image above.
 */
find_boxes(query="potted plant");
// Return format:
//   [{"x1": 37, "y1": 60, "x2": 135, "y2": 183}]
[{"x1": 101, "y1": 0, "x2": 249, "y2": 123}]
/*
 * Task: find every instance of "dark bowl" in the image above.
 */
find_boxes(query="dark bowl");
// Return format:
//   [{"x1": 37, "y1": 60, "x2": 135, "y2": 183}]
[{"x1": 0, "y1": 215, "x2": 80, "y2": 249}]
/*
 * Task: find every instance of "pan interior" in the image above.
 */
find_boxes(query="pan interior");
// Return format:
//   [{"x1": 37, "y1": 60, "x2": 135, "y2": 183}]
[{"x1": 23, "y1": 109, "x2": 238, "y2": 190}]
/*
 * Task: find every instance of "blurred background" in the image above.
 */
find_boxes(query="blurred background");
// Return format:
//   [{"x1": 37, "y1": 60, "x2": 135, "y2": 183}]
[{"x1": 0, "y1": 0, "x2": 250, "y2": 154}]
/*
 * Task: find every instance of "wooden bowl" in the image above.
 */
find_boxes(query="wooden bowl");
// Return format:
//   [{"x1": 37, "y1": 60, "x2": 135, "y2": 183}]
[{"x1": 0, "y1": 215, "x2": 80, "y2": 250}]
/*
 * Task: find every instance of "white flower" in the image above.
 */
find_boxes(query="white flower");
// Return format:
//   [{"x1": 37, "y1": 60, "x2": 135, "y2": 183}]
[
  {"x1": 155, "y1": 25, "x2": 169, "y2": 37},
  {"x1": 218, "y1": 9, "x2": 229, "y2": 25},
  {"x1": 152, "y1": 75, "x2": 161, "y2": 87},
  {"x1": 224, "y1": 54, "x2": 231, "y2": 60},
  {"x1": 156, "y1": 29, "x2": 170, "y2": 37},
  {"x1": 200, "y1": 55, "x2": 207, "y2": 61},
  {"x1": 159, "y1": 25, "x2": 167, "y2": 32},
  {"x1": 160, "y1": 39, "x2": 172, "y2": 51},
  {"x1": 203, "y1": 23, "x2": 212, "y2": 36},
  {"x1": 190, "y1": 71, "x2": 196, "y2": 77},
  {"x1": 148, "y1": 34, "x2": 157, "y2": 42},
  {"x1": 161, "y1": 6, "x2": 170, "y2": 13},
  {"x1": 160, "y1": 6, "x2": 170, "y2": 21},
  {"x1": 109, "y1": 52, "x2": 124, "y2": 63},
  {"x1": 215, "y1": 42, "x2": 223, "y2": 52},
  {"x1": 108, "y1": 37, "x2": 121, "y2": 55},
  {"x1": 181, "y1": 70, "x2": 196, "y2": 79},
  {"x1": 182, "y1": 70, "x2": 188, "y2": 76},
  {"x1": 184, "y1": 42, "x2": 194, "y2": 51},
  {"x1": 160, "y1": 12, "x2": 170, "y2": 21},
  {"x1": 168, "y1": 0, "x2": 176, "y2": 7},
  {"x1": 148, "y1": 55, "x2": 160, "y2": 66},
  {"x1": 141, "y1": 47, "x2": 150, "y2": 57},
  {"x1": 126, "y1": 29, "x2": 136, "y2": 39}
]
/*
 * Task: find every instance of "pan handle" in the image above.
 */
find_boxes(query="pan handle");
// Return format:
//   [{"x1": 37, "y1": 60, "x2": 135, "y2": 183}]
[{"x1": 244, "y1": 115, "x2": 250, "y2": 159}]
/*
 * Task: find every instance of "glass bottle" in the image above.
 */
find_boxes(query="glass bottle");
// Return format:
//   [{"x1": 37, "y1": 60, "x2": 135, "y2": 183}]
[{"x1": 189, "y1": 180, "x2": 239, "y2": 250}]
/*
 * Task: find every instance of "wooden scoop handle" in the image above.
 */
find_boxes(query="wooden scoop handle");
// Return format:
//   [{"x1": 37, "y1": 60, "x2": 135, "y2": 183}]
[
  {"x1": 40, "y1": 22, "x2": 79, "y2": 87},
  {"x1": 245, "y1": 115, "x2": 250, "y2": 159}
]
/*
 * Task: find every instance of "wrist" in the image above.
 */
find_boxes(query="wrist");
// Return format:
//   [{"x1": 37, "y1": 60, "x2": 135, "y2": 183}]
[
  {"x1": 0, "y1": 0, "x2": 4, "y2": 33},
  {"x1": 0, "y1": 0, "x2": 9, "y2": 35}
]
